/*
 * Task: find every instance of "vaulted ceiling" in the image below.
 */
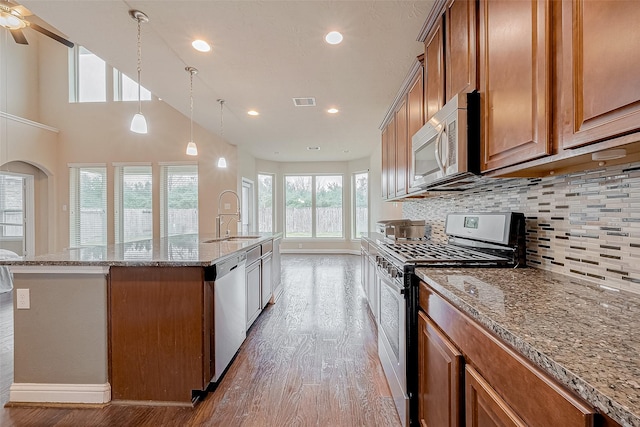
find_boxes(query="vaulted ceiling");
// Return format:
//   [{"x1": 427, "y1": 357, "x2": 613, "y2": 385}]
[{"x1": 20, "y1": 0, "x2": 433, "y2": 162}]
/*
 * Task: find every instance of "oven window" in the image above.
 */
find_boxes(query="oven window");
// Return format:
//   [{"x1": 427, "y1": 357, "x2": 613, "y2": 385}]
[{"x1": 380, "y1": 283, "x2": 400, "y2": 360}]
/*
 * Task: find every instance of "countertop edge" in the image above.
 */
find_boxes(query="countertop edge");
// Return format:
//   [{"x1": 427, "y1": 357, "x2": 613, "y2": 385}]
[
  {"x1": 415, "y1": 269, "x2": 639, "y2": 427},
  {"x1": 0, "y1": 233, "x2": 281, "y2": 268}
]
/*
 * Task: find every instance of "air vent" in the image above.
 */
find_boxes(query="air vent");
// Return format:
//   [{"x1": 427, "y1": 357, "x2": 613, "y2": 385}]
[{"x1": 292, "y1": 97, "x2": 316, "y2": 107}]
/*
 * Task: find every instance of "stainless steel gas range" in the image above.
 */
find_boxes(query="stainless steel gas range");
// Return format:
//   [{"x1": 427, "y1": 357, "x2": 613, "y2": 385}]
[{"x1": 372, "y1": 212, "x2": 526, "y2": 427}]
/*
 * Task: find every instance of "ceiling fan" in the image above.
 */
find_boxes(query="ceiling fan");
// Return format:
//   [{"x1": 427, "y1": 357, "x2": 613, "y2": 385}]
[{"x1": 0, "y1": 0, "x2": 73, "y2": 48}]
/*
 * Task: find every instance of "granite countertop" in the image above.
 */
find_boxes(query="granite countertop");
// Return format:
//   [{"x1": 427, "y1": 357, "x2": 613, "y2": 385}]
[
  {"x1": 415, "y1": 267, "x2": 640, "y2": 427},
  {"x1": 0, "y1": 233, "x2": 281, "y2": 268}
]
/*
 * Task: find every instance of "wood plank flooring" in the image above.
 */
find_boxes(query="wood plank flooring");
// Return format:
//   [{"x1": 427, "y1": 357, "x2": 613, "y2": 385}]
[{"x1": 0, "y1": 254, "x2": 400, "y2": 426}]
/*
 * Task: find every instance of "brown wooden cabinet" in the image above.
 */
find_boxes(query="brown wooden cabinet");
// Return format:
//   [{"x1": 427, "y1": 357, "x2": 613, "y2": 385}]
[
  {"x1": 418, "y1": 281, "x2": 597, "y2": 427},
  {"x1": 382, "y1": 115, "x2": 396, "y2": 199},
  {"x1": 395, "y1": 98, "x2": 409, "y2": 196},
  {"x1": 465, "y1": 365, "x2": 526, "y2": 427},
  {"x1": 418, "y1": 310, "x2": 463, "y2": 427},
  {"x1": 109, "y1": 266, "x2": 212, "y2": 404},
  {"x1": 425, "y1": 18, "x2": 445, "y2": 122},
  {"x1": 479, "y1": 0, "x2": 552, "y2": 172},
  {"x1": 445, "y1": 0, "x2": 476, "y2": 102},
  {"x1": 407, "y1": 65, "x2": 424, "y2": 191},
  {"x1": 381, "y1": 59, "x2": 423, "y2": 200},
  {"x1": 560, "y1": 0, "x2": 640, "y2": 149},
  {"x1": 381, "y1": 124, "x2": 390, "y2": 199}
]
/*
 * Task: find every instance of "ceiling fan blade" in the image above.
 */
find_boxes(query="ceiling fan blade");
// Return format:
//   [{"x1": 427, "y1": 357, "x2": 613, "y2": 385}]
[
  {"x1": 28, "y1": 22, "x2": 73, "y2": 48},
  {"x1": 9, "y1": 28, "x2": 28, "y2": 45}
]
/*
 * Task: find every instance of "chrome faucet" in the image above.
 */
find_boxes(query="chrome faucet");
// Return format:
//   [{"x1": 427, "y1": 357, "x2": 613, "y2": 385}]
[{"x1": 216, "y1": 190, "x2": 241, "y2": 238}]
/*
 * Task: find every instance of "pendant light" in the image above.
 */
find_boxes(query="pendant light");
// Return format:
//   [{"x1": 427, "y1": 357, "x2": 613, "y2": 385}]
[
  {"x1": 217, "y1": 99, "x2": 227, "y2": 168},
  {"x1": 129, "y1": 10, "x2": 149, "y2": 134},
  {"x1": 185, "y1": 67, "x2": 198, "y2": 156}
]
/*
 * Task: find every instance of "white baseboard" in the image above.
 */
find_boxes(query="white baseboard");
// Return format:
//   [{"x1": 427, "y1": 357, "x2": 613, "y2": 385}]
[
  {"x1": 10, "y1": 382, "x2": 111, "y2": 404},
  {"x1": 280, "y1": 249, "x2": 360, "y2": 255}
]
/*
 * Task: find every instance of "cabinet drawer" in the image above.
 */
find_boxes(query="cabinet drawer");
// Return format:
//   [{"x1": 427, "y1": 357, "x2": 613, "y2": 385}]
[
  {"x1": 261, "y1": 240, "x2": 273, "y2": 255},
  {"x1": 246, "y1": 246, "x2": 261, "y2": 265},
  {"x1": 419, "y1": 281, "x2": 595, "y2": 427}
]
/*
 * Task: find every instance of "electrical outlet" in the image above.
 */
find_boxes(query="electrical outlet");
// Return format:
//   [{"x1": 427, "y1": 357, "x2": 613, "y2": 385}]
[
  {"x1": 224, "y1": 203, "x2": 231, "y2": 210},
  {"x1": 16, "y1": 288, "x2": 30, "y2": 309},
  {"x1": 298, "y1": 243, "x2": 302, "y2": 249}
]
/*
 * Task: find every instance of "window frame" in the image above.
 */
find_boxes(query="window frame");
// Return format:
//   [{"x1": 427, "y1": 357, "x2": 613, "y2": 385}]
[
  {"x1": 69, "y1": 45, "x2": 152, "y2": 104},
  {"x1": 69, "y1": 163, "x2": 108, "y2": 248},
  {"x1": 351, "y1": 171, "x2": 369, "y2": 240},
  {"x1": 113, "y1": 163, "x2": 153, "y2": 244},
  {"x1": 284, "y1": 173, "x2": 345, "y2": 240},
  {"x1": 159, "y1": 162, "x2": 199, "y2": 238},
  {"x1": 257, "y1": 173, "x2": 275, "y2": 233}
]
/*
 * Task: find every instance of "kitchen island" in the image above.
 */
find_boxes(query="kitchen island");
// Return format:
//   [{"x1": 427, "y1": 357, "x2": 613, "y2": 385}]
[
  {"x1": 0, "y1": 233, "x2": 281, "y2": 407},
  {"x1": 416, "y1": 267, "x2": 640, "y2": 427}
]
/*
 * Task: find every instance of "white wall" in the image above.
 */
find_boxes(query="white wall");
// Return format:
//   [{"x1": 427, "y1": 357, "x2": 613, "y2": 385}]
[{"x1": 1, "y1": 33, "x2": 239, "y2": 252}]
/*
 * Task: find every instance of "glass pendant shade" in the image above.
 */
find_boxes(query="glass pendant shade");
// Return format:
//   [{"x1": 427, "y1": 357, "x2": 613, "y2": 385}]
[
  {"x1": 130, "y1": 10, "x2": 149, "y2": 134},
  {"x1": 130, "y1": 113, "x2": 148, "y2": 134},
  {"x1": 186, "y1": 141, "x2": 198, "y2": 156},
  {"x1": 217, "y1": 157, "x2": 227, "y2": 168}
]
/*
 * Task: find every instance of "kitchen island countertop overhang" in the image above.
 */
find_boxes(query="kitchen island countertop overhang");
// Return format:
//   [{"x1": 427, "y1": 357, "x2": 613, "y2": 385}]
[
  {"x1": 0, "y1": 232, "x2": 282, "y2": 407},
  {"x1": 0, "y1": 233, "x2": 280, "y2": 268}
]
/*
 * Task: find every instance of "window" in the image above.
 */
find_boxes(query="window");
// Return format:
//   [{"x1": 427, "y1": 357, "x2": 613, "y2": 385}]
[
  {"x1": 241, "y1": 178, "x2": 254, "y2": 234},
  {"x1": 316, "y1": 175, "x2": 343, "y2": 237},
  {"x1": 114, "y1": 69, "x2": 151, "y2": 102},
  {"x1": 353, "y1": 172, "x2": 369, "y2": 239},
  {"x1": 114, "y1": 165, "x2": 153, "y2": 243},
  {"x1": 69, "y1": 46, "x2": 151, "y2": 103},
  {"x1": 285, "y1": 175, "x2": 343, "y2": 238},
  {"x1": 73, "y1": 47, "x2": 106, "y2": 102},
  {"x1": 0, "y1": 174, "x2": 24, "y2": 238},
  {"x1": 258, "y1": 174, "x2": 274, "y2": 232},
  {"x1": 285, "y1": 176, "x2": 312, "y2": 237},
  {"x1": 69, "y1": 166, "x2": 107, "y2": 247},
  {"x1": 160, "y1": 164, "x2": 198, "y2": 237}
]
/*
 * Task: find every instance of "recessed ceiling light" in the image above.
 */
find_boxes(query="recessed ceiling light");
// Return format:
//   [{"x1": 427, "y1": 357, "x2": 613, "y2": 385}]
[
  {"x1": 247, "y1": 110, "x2": 259, "y2": 116},
  {"x1": 325, "y1": 31, "x2": 343, "y2": 45},
  {"x1": 192, "y1": 39, "x2": 211, "y2": 52},
  {"x1": 327, "y1": 108, "x2": 339, "y2": 114},
  {"x1": 307, "y1": 146, "x2": 320, "y2": 151}
]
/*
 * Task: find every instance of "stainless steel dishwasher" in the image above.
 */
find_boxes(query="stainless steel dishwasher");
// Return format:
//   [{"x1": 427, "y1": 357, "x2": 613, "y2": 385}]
[{"x1": 212, "y1": 252, "x2": 247, "y2": 382}]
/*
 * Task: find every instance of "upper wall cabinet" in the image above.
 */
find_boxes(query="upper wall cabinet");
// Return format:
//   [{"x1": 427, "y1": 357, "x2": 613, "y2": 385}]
[
  {"x1": 479, "y1": 0, "x2": 552, "y2": 172},
  {"x1": 424, "y1": 19, "x2": 445, "y2": 122},
  {"x1": 395, "y1": 97, "x2": 409, "y2": 197},
  {"x1": 381, "y1": 59, "x2": 424, "y2": 200},
  {"x1": 445, "y1": 0, "x2": 477, "y2": 102},
  {"x1": 381, "y1": 117, "x2": 396, "y2": 199},
  {"x1": 560, "y1": 1, "x2": 640, "y2": 150}
]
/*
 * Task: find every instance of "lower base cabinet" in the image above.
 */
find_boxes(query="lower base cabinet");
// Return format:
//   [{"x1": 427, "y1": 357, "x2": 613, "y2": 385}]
[
  {"x1": 418, "y1": 311, "x2": 463, "y2": 427},
  {"x1": 261, "y1": 252, "x2": 272, "y2": 308},
  {"x1": 465, "y1": 365, "x2": 526, "y2": 427},
  {"x1": 246, "y1": 259, "x2": 261, "y2": 328},
  {"x1": 418, "y1": 281, "x2": 605, "y2": 427}
]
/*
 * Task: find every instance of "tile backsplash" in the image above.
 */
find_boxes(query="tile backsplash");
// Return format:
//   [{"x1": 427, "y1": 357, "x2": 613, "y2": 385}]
[{"x1": 402, "y1": 161, "x2": 640, "y2": 294}]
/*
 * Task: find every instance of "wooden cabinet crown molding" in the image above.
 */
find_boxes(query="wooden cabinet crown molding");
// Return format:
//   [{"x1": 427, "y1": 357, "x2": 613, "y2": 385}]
[
  {"x1": 417, "y1": 0, "x2": 448, "y2": 43},
  {"x1": 380, "y1": 58, "x2": 424, "y2": 130}
]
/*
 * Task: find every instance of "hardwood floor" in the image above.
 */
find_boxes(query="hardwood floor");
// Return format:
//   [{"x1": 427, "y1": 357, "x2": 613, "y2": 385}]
[{"x1": 0, "y1": 254, "x2": 400, "y2": 426}]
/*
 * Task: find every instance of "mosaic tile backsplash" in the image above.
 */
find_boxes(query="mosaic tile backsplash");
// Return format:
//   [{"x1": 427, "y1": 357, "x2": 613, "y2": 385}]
[{"x1": 402, "y1": 161, "x2": 640, "y2": 294}]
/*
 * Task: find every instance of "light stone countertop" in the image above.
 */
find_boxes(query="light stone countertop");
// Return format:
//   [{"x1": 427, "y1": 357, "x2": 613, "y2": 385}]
[
  {"x1": 0, "y1": 233, "x2": 281, "y2": 268},
  {"x1": 415, "y1": 267, "x2": 640, "y2": 427}
]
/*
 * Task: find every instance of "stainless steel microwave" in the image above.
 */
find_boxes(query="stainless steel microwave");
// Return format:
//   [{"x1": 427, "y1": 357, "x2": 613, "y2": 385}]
[{"x1": 410, "y1": 91, "x2": 480, "y2": 190}]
